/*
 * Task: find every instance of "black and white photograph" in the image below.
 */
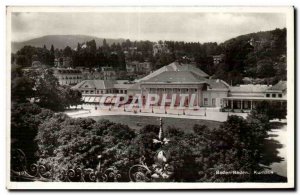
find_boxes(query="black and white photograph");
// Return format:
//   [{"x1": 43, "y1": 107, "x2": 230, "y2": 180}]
[{"x1": 6, "y1": 6, "x2": 294, "y2": 189}]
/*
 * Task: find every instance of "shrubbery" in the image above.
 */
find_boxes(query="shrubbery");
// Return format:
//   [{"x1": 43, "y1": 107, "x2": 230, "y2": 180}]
[{"x1": 32, "y1": 110, "x2": 275, "y2": 182}]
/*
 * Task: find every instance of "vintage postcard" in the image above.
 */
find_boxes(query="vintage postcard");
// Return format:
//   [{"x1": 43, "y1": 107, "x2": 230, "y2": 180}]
[{"x1": 6, "y1": 6, "x2": 294, "y2": 189}]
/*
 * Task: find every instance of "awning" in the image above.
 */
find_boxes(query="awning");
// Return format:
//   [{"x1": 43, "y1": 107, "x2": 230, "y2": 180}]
[
  {"x1": 88, "y1": 97, "x2": 96, "y2": 103},
  {"x1": 111, "y1": 97, "x2": 117, "y2": 104},
  {"x1": 99, "y1": 96, "x2": 107, "y2": 104},
  {"x1": 105, "y1": 97, "x2": 112, "y2": 104},
  {"x1": 83, "y1": 97, "x2": 90, "y2": 102},
  {"x1": 94, "y1": 97, "x2": 101, "y2": 103}
]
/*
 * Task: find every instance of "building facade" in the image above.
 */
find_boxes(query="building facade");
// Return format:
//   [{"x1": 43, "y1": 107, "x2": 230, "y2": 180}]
[
  {"x1": 126, "y1": 61, "x2": 152, "y2": 74},
  {"x1": 222, "y1": 81, "x2": 287, "y2": 111},
  {"x1": 153, "y1": 42, "x2": 170, "y2": 56},
  {"x1": 53, "y1": 68, "x2": 83, "y2": 85},
  {"x1": 72, "y1": 80, "x2": 133, "y2": 104},
  {"x1": 101, "y1": 66, "x2": 117, "y2": 80},
  {"x1": 72, "y1": 61, "x2": 287, "y2": 112}
]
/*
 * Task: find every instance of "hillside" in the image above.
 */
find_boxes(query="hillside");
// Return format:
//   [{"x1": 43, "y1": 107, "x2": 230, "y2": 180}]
[
  {"x1": 213, "y1": 28, "x2": 287, "y2": 84},
  {"x1": 11, "y1": 28, "x2": 286, "y2": 85},
  {"x1": 12, "y1": 35, "x2": 125, "y2": 53}
]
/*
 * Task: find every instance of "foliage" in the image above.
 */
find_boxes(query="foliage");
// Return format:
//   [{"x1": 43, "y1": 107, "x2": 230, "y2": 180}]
[
  {"x1": 198, "y1": 114, "x2": 272, "y2": 182},
  {"x1": 12, "y1": 67, "x2": 82, "y2": 111},
  {"x1": 36, "y1": 117, "x2": 136, "y2": 180},
  {"x1": 11, "y1": 102, "x2": 54, "y2": 164},
  {"x1": 11, "y1": 64, "x2": 35, "y2": 103},
  {"x1": 255, "y1": 101, "x2": 287, "y2": 120},
  {"x1": 13, "y1": 28, "x2": 286, "y2": 84}
]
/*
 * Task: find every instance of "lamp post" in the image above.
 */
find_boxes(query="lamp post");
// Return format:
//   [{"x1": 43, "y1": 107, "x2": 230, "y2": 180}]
[{"x1": 151, "y1": 118, "x2": 173, "y2": 181}]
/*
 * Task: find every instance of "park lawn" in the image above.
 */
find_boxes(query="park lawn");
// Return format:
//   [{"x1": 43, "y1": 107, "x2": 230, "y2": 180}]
[{"x1": 89, "y1": 115, "x2": 221, "y2": 133}]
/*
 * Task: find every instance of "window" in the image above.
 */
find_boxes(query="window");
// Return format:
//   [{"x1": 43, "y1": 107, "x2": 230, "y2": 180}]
[
  {"x1": 90, "y1": 90, "x2": 94, "y2": 93},
  {"x1": 124, "y1": 90, "x2": 127, "y2": 94},
  {"x1": 278, "y1": 94, "x2": 282, "y2": 98},
  {"x1": 204, "y1": 98, "x2": 208, "y2": 106},
  {"x1": 266, "y1": 94, "x2": 270, "y2": 97},
  {"x1": 212, "y1": 98, "x2": 216, "y2": 107},
  {"x1": 272, "y1": 94, "x2": 276, "y2": 98}
]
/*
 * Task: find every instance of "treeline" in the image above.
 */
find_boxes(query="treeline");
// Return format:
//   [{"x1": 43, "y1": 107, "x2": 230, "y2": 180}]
[
  {"x1": 213, "y1": 28, "x2": 287, "y2": 85},
  {"x1": 11, "y1": 64, "x2": 82, "y2": 111},
  {"x1": 11, "y1": 64, "x2": 83, "y2": 164},
  {"x1": 12, "y1": 28, "x2": 286, "y2": 84}
]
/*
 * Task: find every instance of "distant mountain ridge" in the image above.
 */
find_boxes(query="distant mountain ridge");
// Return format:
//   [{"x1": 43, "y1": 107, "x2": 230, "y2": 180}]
[{"x1": 12, "y1": 35, "x2": 126, "y2": 53}]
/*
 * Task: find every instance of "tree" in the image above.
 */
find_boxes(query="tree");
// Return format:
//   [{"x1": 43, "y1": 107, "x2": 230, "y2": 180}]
[
  {"x1": 11, "y1": 102, "x2": 54, "y2": 164},
  {"x1": 199, "y1": 114, "x2": 272, "y2": 182},
  {"x1": 59, "y1": 85, "x2": 82, "y2": 109},
  {"x1": 36, "y1": 118, "x2": 136, "y2": 181},
  {"x1": 63, "y1": 46, "x2": 73, "y2": 57},
  {"x1": 11, "y1": 64, "x2": 35, "y2": 103},
  {"x1": 49, "y1": 45, "x2": 55, "y2": 66},
  {"x1": 255, "y1": 101, "x2": 287, "y2": 120},
  {"x1": 34, "y1": 69, "x2": 66, "y2": 111},
  {"x1": 256, "y1": 59, "x2": 276, "y2": 78}
]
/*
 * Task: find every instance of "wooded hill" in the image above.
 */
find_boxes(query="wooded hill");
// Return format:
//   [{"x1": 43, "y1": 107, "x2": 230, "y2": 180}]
[{"x1": 11, "y1": 28, "x2": 286, "y2": 85}]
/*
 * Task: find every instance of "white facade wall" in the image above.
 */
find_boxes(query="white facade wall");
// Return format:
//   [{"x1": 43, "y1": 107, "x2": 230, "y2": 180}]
[{"x1": 202, "y1": 90, "x2": 228, "y2": 107}]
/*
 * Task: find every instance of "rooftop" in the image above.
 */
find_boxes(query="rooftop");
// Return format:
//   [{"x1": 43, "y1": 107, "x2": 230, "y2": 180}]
[
  {"x1": 72, "y1": 80, "x2": 133, "y2": 90},
  {"x1": 144, "y1": 71, "x2": 206, "y2": 83},
  {"x1": 138, "y1": 61, "x2": 209, "y2": 82},
  {"x1": 267, "y1": 81, "x2": 287, "y2": 91},
  {"x1": 229, "y1": 84, "x2": 269, "y2": 93}
]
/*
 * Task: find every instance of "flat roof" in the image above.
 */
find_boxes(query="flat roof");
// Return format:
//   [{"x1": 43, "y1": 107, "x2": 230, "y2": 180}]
[{"x1": 223, "y1": 97, "x2": 287, "y2": 101}]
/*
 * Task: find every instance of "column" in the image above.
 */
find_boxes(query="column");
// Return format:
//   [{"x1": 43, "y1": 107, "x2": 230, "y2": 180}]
[
  {"x1": 241, "y1": 100, "x2": 243, "y2": 110},
  {"x1": 231, "y1": 100, "x2": 233, "y2": 109},
  {"x1": 250, "y1": 100, "x2": 253, "y2": 110},
  {"x1": 197, "y1": 88, "x2": 199, "y2": 107}
]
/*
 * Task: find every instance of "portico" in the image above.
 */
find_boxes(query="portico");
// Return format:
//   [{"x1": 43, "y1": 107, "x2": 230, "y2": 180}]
[{"x1": 222, "y1": 97, "x2": 287, "y2": 112}]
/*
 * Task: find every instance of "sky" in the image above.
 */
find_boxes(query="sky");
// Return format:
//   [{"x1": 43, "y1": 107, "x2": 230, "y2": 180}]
[{"x1": 11, "y1": 11, "x2": 286, "y2": 43}]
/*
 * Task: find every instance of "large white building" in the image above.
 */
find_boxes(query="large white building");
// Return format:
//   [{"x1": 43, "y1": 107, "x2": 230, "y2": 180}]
[
  {"x1": 72, "y1": 61, "x2": 287, "y2": 111},
  {"x1": 53, "y1": 68, "x2": 83, "y2": 85},
  {"x1": 130, "y1": 61, "x2": 229, "y2": 107}
]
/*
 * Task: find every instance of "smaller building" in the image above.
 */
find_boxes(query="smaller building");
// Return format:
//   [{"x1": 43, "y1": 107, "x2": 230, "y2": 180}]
[
  {"x1": 212, "y1": 54, "x2": 225, "y2": 65},
  {"x1": 53, "y1": 68, "x2": 83, "y2": 86},
  {"x1": 54, "y1": 57, "x2": 72, "y2": 68},
  {"x1": 222, "y1": 81, "x2": 287, "y2": 111},
  {"x1": 101, "y1": 66, "x2": 117, "y2": 80},
  {"x1": 72, "y1": 80, "x2": 134, "y2": 104},
  {"x1": 31, "y1": 60, "x2": 42, "y2": 67},
  {"x1": 153, "y1": 42, "x2": 169, "y2": 56},
  {"x1": 126, "y1": 61, "x2": 152, "y2": 74}
]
